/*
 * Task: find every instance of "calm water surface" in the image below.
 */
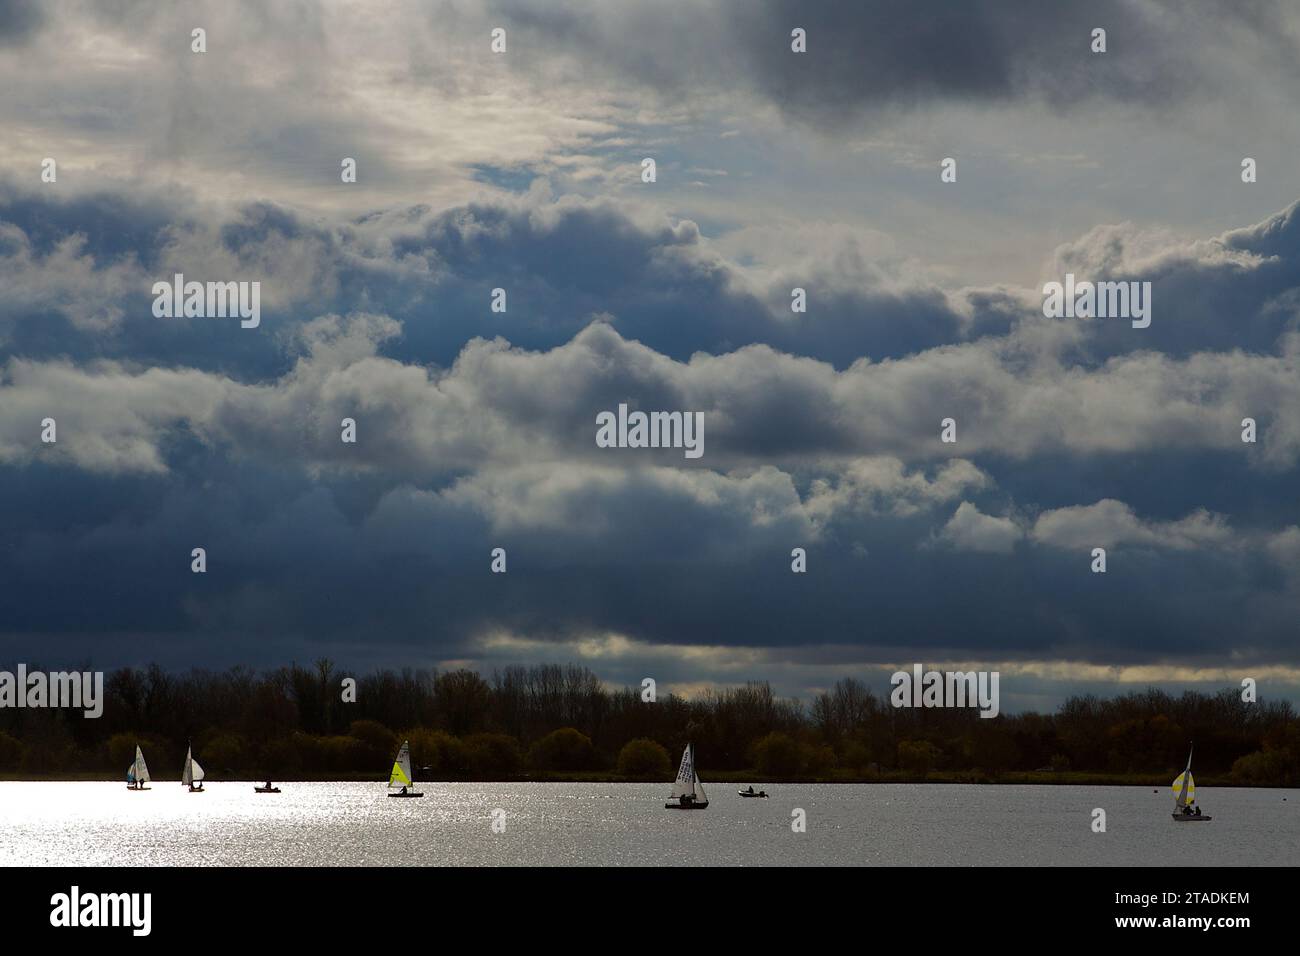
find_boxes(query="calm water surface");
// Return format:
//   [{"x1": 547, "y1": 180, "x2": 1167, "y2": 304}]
[{"x1": 1, "y1": 782, "x2": 1295, "y2": 866}]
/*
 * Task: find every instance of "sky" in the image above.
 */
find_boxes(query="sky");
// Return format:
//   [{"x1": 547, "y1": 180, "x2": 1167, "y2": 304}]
[{"x1": 2, "y1": 0, "x2": 1300, "y2": 712}]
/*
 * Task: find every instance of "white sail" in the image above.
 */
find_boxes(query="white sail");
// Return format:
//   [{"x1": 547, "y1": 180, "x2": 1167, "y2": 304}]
[
  {"x1": 693, "y1": 769, "x2": 708, "y2": 804},
  {"x1": 132, "y1": 745, "x2": 150, "y2": 784},
  {"x1": 670, "y1": 743, "x2": 700, "y2": 800},
  {"x1": 182, "y1": 744, "x2": 205, "y2": 786},
  {"x1": 389, "y1": 740, "x2": 415, "y2": 789}
]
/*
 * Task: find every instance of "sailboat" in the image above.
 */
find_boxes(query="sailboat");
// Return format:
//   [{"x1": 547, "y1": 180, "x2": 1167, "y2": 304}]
[
  {"x1": 125, "y1": 745, "x2": 151, "y2": 791},
  {"x1": 665, "y1": 742, "x2": 709, "y2": 809},
  {"x1": 181, "y1": 742, "x2": 205, "y2": 792},
  {"x1": 387, "y1": 739, "x2": 424, "y2": 798},
  {"x1": 1171, "y1": 743, "x2": 1211, "y2": 822}
]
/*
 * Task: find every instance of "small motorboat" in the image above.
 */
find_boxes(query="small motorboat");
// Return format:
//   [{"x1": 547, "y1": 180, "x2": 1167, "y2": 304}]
[{"x1": 738, "y1": 789, "x2": 768, "y2": 798}]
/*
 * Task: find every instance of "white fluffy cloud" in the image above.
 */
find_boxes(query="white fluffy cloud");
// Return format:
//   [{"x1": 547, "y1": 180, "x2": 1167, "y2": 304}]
[
  {"x1": 939, "y1": 502, "x2": 1022, "y2": 554},
  {"x1": 6, "y1": 307, "x2": 1300, "y2": 477},
  {"x1": 1030, "y1": 499, "x2": 1234, "y2": 551}
]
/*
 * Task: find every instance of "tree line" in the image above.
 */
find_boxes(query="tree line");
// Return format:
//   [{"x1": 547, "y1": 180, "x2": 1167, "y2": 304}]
[{"x1": 1, "y1": 661, "x2": 1296, "y2": 785}]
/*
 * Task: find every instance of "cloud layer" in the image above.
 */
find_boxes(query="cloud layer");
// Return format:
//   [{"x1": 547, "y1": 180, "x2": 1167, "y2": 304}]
[{"x1": 2, "y1": 2, "x2": 1299, "y2": 707}]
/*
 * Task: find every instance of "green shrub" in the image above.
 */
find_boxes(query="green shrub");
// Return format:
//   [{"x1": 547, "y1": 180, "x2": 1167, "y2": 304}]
[
  {"x1": 106, "y1": 733, "x2": 138, "y2": 773},
  {"x1": 617, "y1": 738, "x2": 671, "y2": 778},
  {"x1": 204, "y1": 732, "x2": 250, "y2": 774},
  {"x1": 405, "y1": 728, "x2": 469, "y2": 777},
  {"x1": 898, "y1": 739, "x2": 942, "y2": 774},
  {"x1": 258, "y1": 735, "x2": 304, "y2": 776},
  {"x1": 528, "y1": 728, "x2": 598, "y2": 772},
  {"x1": 750, "y1": 732, "x2": 803, "y2": 777},
  {"x1": 348, "y1": 719, "x2": 397, "y2": 768},
  {"x1": 1230, "y1": 749, "x2": 1294, "y2": 786},
  {"x1": 465, "y1": 733, "x2": 523, "y2": 778},
  {"x1": 802, "y1": 742, "x2": 837, "y2": 776},
  {"x1": 839, "y1": 740, "x2": 871, "y2": 773}
]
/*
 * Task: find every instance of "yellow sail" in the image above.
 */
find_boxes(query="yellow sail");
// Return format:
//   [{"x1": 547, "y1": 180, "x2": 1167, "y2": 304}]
[
  {"x1": 1171, "y1": 770, "x2": 1195, "y2": 806},
  {"x1": 388, "y1": 739, "x2": 414, "y2": 788}
]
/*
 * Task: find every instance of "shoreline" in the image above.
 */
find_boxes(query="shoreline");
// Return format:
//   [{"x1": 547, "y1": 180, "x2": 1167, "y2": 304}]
[{"x1": 0, "y1": 770, "x2": 1279, "y2": 787}]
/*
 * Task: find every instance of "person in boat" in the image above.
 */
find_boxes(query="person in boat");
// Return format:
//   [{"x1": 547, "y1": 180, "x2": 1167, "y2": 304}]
[
  {"x1": 680, "y1": 793, "x2": 693, "y2": 806},
  {"x1": 265, "y1": 781, "x2": 273, "y2": 790},
  {"x1": 399, "y1": 785, "x2": 407, "y2": 795},
  {"x1": 746, "y1": 786, "x2": 755, "y2": 794}
]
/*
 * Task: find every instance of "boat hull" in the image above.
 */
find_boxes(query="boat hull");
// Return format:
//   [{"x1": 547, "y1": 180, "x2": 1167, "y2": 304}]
[
  {"x1": 738, "y1": 791, "x2": 768, "y2": 798},
  {"x1": 126, "y1": 786, "x2": 150, "y2": 791},
  {"x1": 254, "y1": 787, "x2": 281, "y2": 793},
  {"x1": 664, "y1": 802, "x2": 709, "y2": 810},
  {"x1": 388, "y1": 792, "x2": 424, "y2": 798},
  {"x1": 1171, "y1": 813, "x2": 1212, "y2": 822}
]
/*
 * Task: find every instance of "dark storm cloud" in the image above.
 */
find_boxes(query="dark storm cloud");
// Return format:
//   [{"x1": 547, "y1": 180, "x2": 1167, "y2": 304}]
[
  {"x1": 494, "y1": 0, "x2": 1300, "y2": 125},
  {"x1": 4, "y1": 188, "x2": 1300, "y2": 686},
  {"x1": 389, "y1": 197, "x2": 968, "y2": 364},
  {"x1": 2, "y1": 446, "x2": 1296, "y2": 673},
  {"x1": 0, "y1": 188, "x2": 180, "y2": 265},
  {"x1": 9, "y1": 181, "x2": 1291, "y2": 386},
  {"x1": 6, "y1": 193, "x2": 1300, "y2": 483},
  {"x1": 1052, "y1": 201, "x2": 1300, "y2": 363},
  {"x1": 0, "y1": 184, "x2": 973, "y2": 369},
  {"x1": 4, "y1": 3, "x2": 1300, "y2": 709},
  {"x1": 0, "y1": 0, "x2": 42, "y2": 46},
  {"x1": 4, "y1": 296, "x2": 1300, "y2": 674}
]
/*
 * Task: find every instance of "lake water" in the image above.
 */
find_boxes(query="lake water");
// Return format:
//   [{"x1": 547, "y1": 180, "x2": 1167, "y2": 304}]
[{"x1": 1, "y1": 782, "x2": 1295, "y2": 866}]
